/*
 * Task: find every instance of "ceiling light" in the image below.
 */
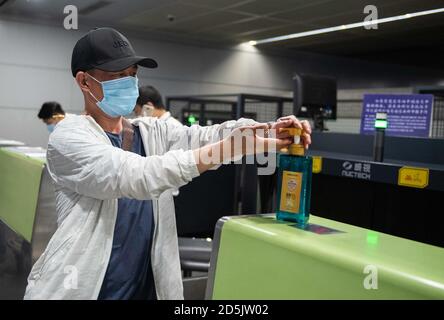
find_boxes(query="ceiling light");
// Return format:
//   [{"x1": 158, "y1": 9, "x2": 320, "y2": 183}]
[{"x1": 248, "y1": 7, "x2": 444, "y2": 45}]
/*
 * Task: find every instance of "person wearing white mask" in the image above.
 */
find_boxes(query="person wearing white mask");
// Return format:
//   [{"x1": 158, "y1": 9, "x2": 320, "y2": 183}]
[
  {"x1": 133, "y1": 85, "x2": 182, "y2": 127},
  {"x1": 37, "y1": 102, "x2": 66, "y2": 133}
]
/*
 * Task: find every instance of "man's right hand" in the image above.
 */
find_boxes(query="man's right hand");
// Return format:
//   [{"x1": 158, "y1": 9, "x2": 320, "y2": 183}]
[{"x1": 193, "y1": 124, "x2": 293, "y2": 174}]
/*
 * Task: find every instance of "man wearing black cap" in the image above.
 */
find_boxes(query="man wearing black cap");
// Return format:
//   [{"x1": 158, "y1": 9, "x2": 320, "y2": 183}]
[{"x1": 24, "y1": 27, "x2": 311, "y2": 300}]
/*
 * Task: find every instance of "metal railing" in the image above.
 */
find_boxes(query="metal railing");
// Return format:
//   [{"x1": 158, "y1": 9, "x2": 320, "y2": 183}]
[{"x1": 432, "y1": 98, "x2": 444, "y2": 138}]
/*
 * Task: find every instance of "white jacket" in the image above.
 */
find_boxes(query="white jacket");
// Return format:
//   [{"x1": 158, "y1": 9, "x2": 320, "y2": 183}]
[
  {"x1": 158, "y1": 111, "x2": 184, "y2": 196},
  {"x1": 159, "y1": 111, "x2": 183, "y2": 128},
  {"x1": 24, "y1": 114, "x2": 256, "y2": 300}
]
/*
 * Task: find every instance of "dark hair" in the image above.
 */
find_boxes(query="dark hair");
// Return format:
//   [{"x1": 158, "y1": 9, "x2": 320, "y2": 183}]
[
  {"x1": 37, "y1": 102, "x2": 65, "y2": 120},
  {"x1": 136, "y1": 85, "x2": 165, "y2": 109}
]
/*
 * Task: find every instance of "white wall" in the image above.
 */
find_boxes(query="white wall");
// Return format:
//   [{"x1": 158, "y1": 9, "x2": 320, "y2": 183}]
[{"x1": 1, "y1": 19, "x2": 443, "y2": 147}]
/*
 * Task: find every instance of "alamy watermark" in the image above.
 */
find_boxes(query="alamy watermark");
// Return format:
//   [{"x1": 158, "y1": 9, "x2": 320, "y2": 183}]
[
  {"x1": 63, "y1": 5, "x2": 78, "y2": 30},
  {"x1": 363, "y1": 265, "x2": 378, "y2": 289},
  {"x1": 63, "y1": 4, "x2": 380, "y2": 31},
  {"x1": 363, "y1": 5, "x2": 379, "y2": 30},
  {"x1": 196, "y1": 127, "x2": 279, "y2": 176},
  {"x1": 63, "y1": 265, "x2": 78, "y2": 290}
]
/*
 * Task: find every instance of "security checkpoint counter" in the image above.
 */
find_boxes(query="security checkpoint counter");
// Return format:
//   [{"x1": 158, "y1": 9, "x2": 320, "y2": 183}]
[
  {"x1": 206, "y1": 214, "x2": 444, "y2": 299},
  {"x1": 0, "y1": 139, "x2": 26, "y2": 147},
  {"x1": 0, "y1": 146, "x2": 209, "y2": 299},
  {"x1": 0, "y1": 147, "x2": 57, "y2": 299}
]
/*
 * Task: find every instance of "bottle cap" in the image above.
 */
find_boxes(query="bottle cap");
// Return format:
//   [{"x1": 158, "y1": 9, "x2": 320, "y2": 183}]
[
  {"x1": 280, "y1": 127, "x2": 302, "y2": 136},
  {"x1": 280, "y1": 127, "x2": 305, "y2": 156}
]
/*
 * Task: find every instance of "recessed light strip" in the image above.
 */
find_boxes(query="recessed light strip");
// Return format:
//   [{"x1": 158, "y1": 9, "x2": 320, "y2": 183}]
[{"x1": 250, "y1": 7, "x2": 444, "y2": 45}]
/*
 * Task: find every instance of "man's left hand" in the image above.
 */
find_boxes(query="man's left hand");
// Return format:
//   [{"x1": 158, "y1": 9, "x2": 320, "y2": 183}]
[{"x1": 269, "y1": 115, "x2": 312, "y2": 149}]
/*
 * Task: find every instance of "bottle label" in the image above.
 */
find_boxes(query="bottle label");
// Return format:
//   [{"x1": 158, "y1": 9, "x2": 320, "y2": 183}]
[{"x1": 280, "y1": 170, "x2": 303, "y2": 214}]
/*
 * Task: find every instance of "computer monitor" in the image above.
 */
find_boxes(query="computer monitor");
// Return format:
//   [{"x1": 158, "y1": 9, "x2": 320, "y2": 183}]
[{"x1": 293, "y1": 74, "x2": 337, "y2": 131}]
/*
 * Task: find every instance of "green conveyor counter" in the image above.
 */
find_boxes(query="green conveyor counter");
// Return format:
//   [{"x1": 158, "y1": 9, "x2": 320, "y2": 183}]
[
  {"x1": 0, "y1": 147, "x2": 57, "y2": 299},
  {"x1": 0, "y1": 147, "x2": 46, "y2": 242},
  {"x1": 206, "y1": 214, "x2": 444, "y2": 299}
]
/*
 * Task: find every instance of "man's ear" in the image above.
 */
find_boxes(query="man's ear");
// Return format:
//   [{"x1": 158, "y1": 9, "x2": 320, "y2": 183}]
[{"x1": 75, "y1": 71, "x2": 89, "y2": 93}]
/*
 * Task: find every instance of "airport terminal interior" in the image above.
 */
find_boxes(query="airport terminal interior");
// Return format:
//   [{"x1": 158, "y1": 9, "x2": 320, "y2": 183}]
[{"x1": 1, "y1": 0, "x2": 444, "y2": 300}]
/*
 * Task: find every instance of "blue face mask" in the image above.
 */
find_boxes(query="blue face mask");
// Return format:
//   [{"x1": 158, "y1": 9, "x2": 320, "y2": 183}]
[
  {"x1": 47, "y1": 124, "x2": 56, "y2": 133},
  {"x1": 87, "y1": 73, "x2": 139, "y2": 118}
]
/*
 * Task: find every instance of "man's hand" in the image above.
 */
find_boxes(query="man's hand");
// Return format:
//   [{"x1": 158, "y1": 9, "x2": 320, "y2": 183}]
[
  {"x1": 226, "y1": 123, "x2": 292, "y2": 157},
  {"x1": 193, "y1": 123, "x2": 292, "y2": 174},
  {"x1": 193, "y1": 115, "x2": 311, "y2": 174},
  {"x1": 269, "y1": 115, "x2": 312, "y2": 149}
]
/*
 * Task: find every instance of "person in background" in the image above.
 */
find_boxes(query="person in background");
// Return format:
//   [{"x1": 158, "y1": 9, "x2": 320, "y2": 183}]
[
  {"x1": 37, "y1": 102, "x2": 66, "y2": 133},
  {"x1": 134, "y1": 85, "x2": 182, "y2": 126}
]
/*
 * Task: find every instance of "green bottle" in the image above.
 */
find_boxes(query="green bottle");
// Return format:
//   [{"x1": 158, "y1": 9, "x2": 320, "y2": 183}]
[{"x1": 276, "y1": 128, "x2": 312, "y2": 227}]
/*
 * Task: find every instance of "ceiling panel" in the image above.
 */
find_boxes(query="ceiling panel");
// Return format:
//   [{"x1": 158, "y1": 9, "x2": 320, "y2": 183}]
[
  {"x1": 81, "y1": 0, "x2": 178, "y2": 21},
  {"x1": 270, "y1": 0, "x2": 373, "y2": 23},
  {"x1": 120, "y1": 3, "x2": 211, "y2": 29},
  {"x1": 268, "y1": 0, "x2": 432, "y2": 24},
  {"x1": 179, "y1": 0, "x2": 255, "y2": 9},
  {"x1": 307, "y1": 0, "x2": 444, "y2": 28},
  {"x1": 379, "y1": 0, "x2": 444, "y2": 17},
  {"x1": 230, "y1": 0, "x2": 309, "y2": 16},
  {"x1": 159, "y1": 11, "x2": 251, "y2": 33},
  {"x1": 205, "y1": 17, "x2": 284, "y2": 35},
  {"x1": 1, "y1": 0, "x2": 443, "y2": 69}
]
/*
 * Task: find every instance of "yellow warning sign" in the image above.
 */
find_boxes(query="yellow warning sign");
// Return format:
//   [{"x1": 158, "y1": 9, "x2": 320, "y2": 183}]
[
  {"x1": 312, "y1": 156, "x2": 322, "y2": 174},
  {"x1": 398, "y1": 166, "x2": 429, "y2": 189}
]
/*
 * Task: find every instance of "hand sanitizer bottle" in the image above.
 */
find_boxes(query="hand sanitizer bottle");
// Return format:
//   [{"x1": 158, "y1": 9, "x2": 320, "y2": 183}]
[{"x1": 276, "y1": 128, "x2": 313, "y2": 227}]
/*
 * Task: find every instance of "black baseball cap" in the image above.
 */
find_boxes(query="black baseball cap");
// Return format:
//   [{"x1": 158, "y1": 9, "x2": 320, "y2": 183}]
[{"x1": 71, "y1": 27, "x2": 157, "y2": 77}]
